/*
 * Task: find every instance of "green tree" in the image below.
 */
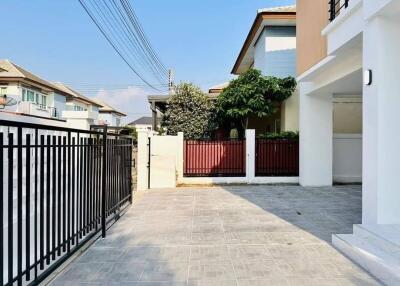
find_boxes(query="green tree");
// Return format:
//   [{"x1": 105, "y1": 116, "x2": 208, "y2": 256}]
[
  {"x1": 216, "y1": 68, "x2": 297, "y2": 136},
  {"x1": 162, "y1": 83, "x2": 216, "y2": 139}
]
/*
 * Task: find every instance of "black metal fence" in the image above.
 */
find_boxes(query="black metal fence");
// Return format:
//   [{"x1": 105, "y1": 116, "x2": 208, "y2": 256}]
[
  {"x1": 329, "y1": 0, "x2": 349, "y2": 21},
  {"x1": 0, "y1": 120, "x2": 133, "y2": 286}
]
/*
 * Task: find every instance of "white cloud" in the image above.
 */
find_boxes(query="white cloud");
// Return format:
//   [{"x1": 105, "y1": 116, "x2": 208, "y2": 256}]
[{"x1": 93, "y1": 86, "x2": 153, "y2": 124}]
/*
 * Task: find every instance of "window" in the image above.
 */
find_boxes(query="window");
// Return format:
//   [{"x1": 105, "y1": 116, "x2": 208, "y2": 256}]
[
  {"x1": 74, "y1": 105, "x2": 85, "y2": 111},
  {"x1": 22, "y1": 88, "x2": 46, "y2": 106},
  {"x1": 0, "y1": 86, "x2": 7, "y2": 96}
]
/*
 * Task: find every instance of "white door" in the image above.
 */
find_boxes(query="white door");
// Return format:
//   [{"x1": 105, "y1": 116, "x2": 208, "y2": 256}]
[{"x1": 149, "y1": 136, "x2": 178, "y2": 189}]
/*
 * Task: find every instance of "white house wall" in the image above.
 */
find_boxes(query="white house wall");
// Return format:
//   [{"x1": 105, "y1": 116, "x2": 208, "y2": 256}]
[
  {"x1": 333, "y1": 134, "x2": 362, "y2": 183},
  {"x1": 254, "y1": 26, "x2": 296, "y2": 78}
]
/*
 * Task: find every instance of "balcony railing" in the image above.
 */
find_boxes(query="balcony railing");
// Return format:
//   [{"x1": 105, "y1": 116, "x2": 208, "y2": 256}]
[
  {"x1": 17, "y1": 101, "x2": 58, "y2": 119},
  {"x1": 329, "y1": 0, "x2": 349, "y2": 21}
]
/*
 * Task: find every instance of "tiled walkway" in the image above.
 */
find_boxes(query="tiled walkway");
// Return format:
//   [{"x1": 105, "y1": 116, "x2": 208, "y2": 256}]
[{"x1": 51, "y1": 185, "x2": 381, "y2": 286}]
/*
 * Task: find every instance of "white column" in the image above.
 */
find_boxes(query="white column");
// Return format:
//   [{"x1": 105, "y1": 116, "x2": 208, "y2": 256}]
[
  {"x1": 246, "y1": 129, "x2": 255, "y2": 183},
  {"x1": 299, "y1": 82, "x2": 333, "y2": 186},
  {"x1": 137, "y1": 130, "x2": 150, "y2": 191},
  {"x1": 363, "y1": 16, "x2": 400, "y2": 225}
]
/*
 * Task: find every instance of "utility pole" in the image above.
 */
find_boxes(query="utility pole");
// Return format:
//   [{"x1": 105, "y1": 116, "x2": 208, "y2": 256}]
[{"x1": 168, "y1": 69, "x2": 174, "y2": 95}]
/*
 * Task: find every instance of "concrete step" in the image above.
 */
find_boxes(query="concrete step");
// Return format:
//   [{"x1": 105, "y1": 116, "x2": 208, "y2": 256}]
[
  {"x1": 353, "y1": 224, "x2": 400, "y2": 256},
  {"x1": 333, "y1": 233, "x2": 400, "y2": 286}
]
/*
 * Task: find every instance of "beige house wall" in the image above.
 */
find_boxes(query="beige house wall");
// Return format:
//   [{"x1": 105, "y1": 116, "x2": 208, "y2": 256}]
[
  {"x1": 296, "y1": 0, "x2": 329, "y2": 76},
  {"x1": 281, "y1": 90, "x2": 299, "y2": 132}
]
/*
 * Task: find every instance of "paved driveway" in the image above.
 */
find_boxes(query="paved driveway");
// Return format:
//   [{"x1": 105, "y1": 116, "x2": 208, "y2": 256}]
[{"x1": 51, "y1": 185, "x2": 381, "y2": 286}]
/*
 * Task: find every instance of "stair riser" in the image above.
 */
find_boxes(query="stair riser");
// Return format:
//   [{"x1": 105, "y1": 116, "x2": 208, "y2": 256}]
[
  {"x1": 353, "y1": 225, "x2": 400, "y2": 254},
  {"x1": 333, "y1": 234, "x2": 400, "y2": 286}
]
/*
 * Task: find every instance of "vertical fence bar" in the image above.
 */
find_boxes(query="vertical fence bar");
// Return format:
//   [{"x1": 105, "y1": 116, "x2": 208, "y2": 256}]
[
  {"x1": 8, "y1": 132, "x2": 14, "y2": 285},
  {"x1": 71, "y1": 136, "x2": 76, "y2": 245},
  {"x1": 46, "y1": 135, "x2": 51, "y2": 265},
  {"x1": 34, "y1": 129, "x2": 38, "y2": 279},
  {"x1": 39, "y1": 135, "x2": 45, "y2": 270},
  {"x1": 101, "y1": 126, "x2": 108, "y2": 238},
  {"x1": 83, "y1": 137, "x2": 88, "y2": 235},
  {"x1": 79, "y1": 137, "x2": 83, "y2": 239},
  {"x1": 329, "y1": 0, "x2": 335, "y2": 21},
  {"x1": 62, "y1": 136, "x2": 67, "y2": 252},
  {"x1": 67, "y1": 132, "x2": 71, "y2": 252},
  {"x1": 0, "y1": 133, "x2": 3, "y2": 286},
  {"x1": 57, "y1": 136, "x2": 62, "y2": 256},
  {"x1": 17, "y1": 127, "x2": 23, "y2": 285},
  {"x1": 52, "y1": 136, "x2": 57, "y2": 260}
]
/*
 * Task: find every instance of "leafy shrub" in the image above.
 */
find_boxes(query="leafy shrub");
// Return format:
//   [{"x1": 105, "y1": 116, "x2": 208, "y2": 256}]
[
  {"x1": 162, "y1": 83, "x2": 217, "y2": 139},
  {"x1": 258, "y1": 131, "x2": 299, "y2": 140},
  {"x1": 229, "y1": 128, "x2": 239, "y2": 139}
]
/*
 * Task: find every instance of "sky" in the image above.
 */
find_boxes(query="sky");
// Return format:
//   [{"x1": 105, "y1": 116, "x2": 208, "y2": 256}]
[{"x1": 1, "y1": 0, "x2": 295, "y2": 123}]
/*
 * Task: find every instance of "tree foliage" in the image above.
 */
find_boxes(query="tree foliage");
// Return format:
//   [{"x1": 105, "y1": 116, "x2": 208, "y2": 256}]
[
  {"x1": 216, "y1": 68, "x2": 297, "y2": 135},
  {"x1": 162, "y1": 83, "x2": 216, "y2": 139}
]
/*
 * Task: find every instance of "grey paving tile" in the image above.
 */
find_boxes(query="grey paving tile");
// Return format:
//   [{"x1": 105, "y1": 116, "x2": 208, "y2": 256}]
[
  {"x1": 140, "y1": 262, "x2": 188, "y2": 282},
  {"x1": 188, "y1": 262, "x2": 236, "y2": 281},
  {"x1": 190, "y1": 246, "x2": 230, "y2": 263},
  {"x1": 51, "y1": 185, "x2": 381, "y2": 286}
]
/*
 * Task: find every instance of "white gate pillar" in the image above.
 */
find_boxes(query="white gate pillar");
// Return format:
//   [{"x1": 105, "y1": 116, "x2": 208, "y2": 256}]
[
  {"x1": 137, "y1": 130, "x2": 150, "y2": 191},
  {"x1": 246, "y1": 129, "x2": 256, "y2": 183},
  {"x1": 299, "y1": 83, "x2": 333, "y2": 187}
]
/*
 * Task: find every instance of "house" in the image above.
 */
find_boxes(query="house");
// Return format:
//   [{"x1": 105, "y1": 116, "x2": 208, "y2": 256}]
[
  {"x1": 93, "y1": 99, "x2": 126, "y2": 127},
  {"x1": 53, "y1": 82, "x2": 103, "y2": 130},
  {"x1": 128, "y1": 116, "x2": 159, "y2": 131},
  {"x1": 231, "y1": 5, "x2": 298, "y2": 134},
  {"x1": 0, "y1": 59, "x2": 126, "y2": 130},
  {"x1": 296, "y1": 0, "x2": 400, "y2": 284},
  {"x1": 0, "y1": 59, "x2": 69, "y2": 120}
]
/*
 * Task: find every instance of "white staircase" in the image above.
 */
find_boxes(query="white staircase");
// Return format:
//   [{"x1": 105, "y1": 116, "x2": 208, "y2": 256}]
[{"x1": 333, "y1": 224, "x2": 400, "y2": 286}]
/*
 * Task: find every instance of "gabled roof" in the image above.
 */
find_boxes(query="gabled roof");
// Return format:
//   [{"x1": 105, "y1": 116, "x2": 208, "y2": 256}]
[
  {"x1": 92, "y1": 98, "x2": 127, "y2": 117},
  {"x1": 0, "y1": 59, "x2": 69, "y2": 95},
  {"x1": 128, "y1": 116, "x2": 153, "y2": 125},
  {"x1": 231, "y1": 5, "x2": 296, "y2": 75},
  {"x1": 52, "y1": 82, "x2": 102, "y2": 107}
]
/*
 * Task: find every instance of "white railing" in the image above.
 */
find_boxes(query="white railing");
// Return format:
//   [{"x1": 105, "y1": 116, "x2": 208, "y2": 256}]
[{"x1": 17, "y1": 101, "x2": 58, "y2": 119}]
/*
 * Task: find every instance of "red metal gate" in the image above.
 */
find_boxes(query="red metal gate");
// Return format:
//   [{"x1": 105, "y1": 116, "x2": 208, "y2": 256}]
[
  {"x1": 184, "y1": 139, "x2": 246, "y2": 177},
  {"x1": 255, "y1": 139, "x2": 299, "y2": 176}
]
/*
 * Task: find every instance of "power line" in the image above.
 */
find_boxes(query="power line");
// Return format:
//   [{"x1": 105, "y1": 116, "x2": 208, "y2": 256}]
[
  {"x1": 101, "y1": 0, "x2": 167, "y2": 83},
  {"x1": 121, "y1": 0, "x2": 167, "y2": 75},
  {"x1": 78, "y1": 0, "x2": 168, "y2": 91},
  {"x1": 110, "y1": 0, "x2": 168, "y2": 81}
]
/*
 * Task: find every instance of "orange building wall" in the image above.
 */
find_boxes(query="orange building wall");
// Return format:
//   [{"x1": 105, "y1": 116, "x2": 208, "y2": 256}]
[{"x1": 296, "y1": 0, "x2": 329, "y2": 76}]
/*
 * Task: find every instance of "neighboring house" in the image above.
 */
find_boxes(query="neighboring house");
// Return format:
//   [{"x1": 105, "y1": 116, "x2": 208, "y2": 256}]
[
  {"x1": 128, "y1": 116, "x2": 159, "y2": 131},
  {"x1": 0, "y1": 59, "x2": 69, "y2": 120},
  {"x1": 93, "y1": 99, "x2": 126, "y2": 126},
  {"x1": 296, "y1": 0, "x2": 400, "y2": 284},
  {"x1": 231, "y1": 6, "x2": 298, "y2": 133},
  {"x1": 53, "y1": 82, "x2": 103, "y2": 130}
]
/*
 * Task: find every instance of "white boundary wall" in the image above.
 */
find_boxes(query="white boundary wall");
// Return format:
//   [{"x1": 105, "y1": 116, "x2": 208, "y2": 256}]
[
  {"x1": 333, "y1": 133, "x2": 362, "y2": 183},
  {"x1": 137, "y1": 129, "x2": 299, "y2": 189}
]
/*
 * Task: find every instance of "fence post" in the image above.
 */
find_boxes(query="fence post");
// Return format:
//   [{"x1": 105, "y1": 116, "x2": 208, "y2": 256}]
[
  {"x1": 176, "y1": 132, "x2": 184, "y2": 183},
  {"x1": 101, "y1": 125, "x2": 108, "y2": 238},
  {"x1": 246, "y1": 129, "x2": 256, "y2": 184}
]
